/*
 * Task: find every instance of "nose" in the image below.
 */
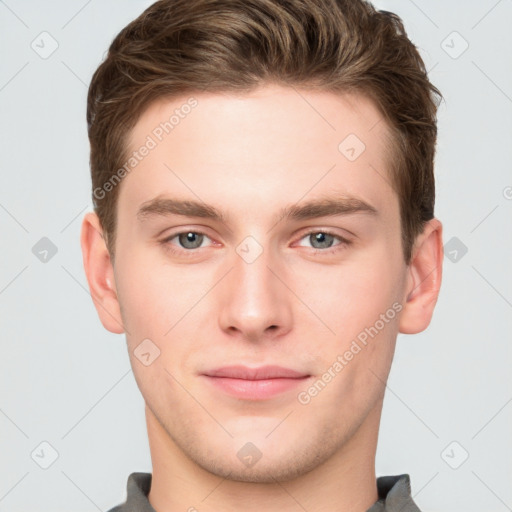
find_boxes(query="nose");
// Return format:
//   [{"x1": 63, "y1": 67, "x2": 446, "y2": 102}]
[{"x1": 217, "y1": 241, "x2": 293, "y2": 343}]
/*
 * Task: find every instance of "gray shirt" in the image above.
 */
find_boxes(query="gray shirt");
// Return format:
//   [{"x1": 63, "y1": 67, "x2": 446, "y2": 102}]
[{"x1": 107, "y1": 472, "x2": 422, "y2": 511}]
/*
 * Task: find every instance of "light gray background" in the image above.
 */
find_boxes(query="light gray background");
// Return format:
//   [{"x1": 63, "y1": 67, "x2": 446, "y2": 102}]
[{"x1": 1, "y1": 1, "x2": 511, "y2": 511}]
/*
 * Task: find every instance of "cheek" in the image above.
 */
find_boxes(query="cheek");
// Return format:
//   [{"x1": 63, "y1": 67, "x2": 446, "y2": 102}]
[
  {"x1": 114, "y1": 245, "x2": 196, "y2": 334},
  {"x1": 291, "y1": 245, "x2": 402, "y2": 346},
  {"x1": 116, "y1": 271, "x2": 168, "y2": 337},
  {"x1": 114, "y1": 248, "x2": 217, "y2": 379}
]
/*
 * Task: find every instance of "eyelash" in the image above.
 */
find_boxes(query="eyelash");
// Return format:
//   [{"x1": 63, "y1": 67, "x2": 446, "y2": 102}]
[{"x1": 160, "y1": 229, "x2": 352, "y2": 258}]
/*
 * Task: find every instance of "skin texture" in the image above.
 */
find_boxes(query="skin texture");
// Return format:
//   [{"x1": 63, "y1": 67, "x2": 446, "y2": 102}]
[{"x1": 81, "y1": 84, "x2": 443, "y2": 512}]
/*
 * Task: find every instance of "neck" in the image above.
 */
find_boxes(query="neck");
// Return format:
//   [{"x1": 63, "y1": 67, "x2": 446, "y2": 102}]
[{"x1": 146, "y1": 402, "x2": 382, "y2": 512}]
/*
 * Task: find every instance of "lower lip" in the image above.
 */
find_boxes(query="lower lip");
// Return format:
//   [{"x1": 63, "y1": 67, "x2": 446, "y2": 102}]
[{"x1": 203, "y1": 376, "x2": 311, "y2": 400}]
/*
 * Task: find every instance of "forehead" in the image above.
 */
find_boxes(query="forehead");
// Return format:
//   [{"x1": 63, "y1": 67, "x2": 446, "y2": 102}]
[{"x1": 119, "y1": 84, "x2": 397, "y2": 227}]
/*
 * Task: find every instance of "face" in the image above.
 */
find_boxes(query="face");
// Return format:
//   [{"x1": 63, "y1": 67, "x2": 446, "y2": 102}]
[{"x1": 109, "y1": 85, "x2": 410, "y2": 482}]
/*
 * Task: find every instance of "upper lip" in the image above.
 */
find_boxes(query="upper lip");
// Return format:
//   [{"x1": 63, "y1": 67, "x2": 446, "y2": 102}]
[{"x1": 203, "y1": 365, "x2": 310, "y2": 380}]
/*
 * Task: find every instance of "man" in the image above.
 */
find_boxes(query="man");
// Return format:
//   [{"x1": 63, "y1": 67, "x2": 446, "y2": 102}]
[{"x1": 81, "y1": 0, "x2": 443, "y2": 510}]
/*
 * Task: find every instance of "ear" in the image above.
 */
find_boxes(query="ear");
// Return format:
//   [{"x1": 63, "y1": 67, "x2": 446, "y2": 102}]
[
  {"x1": 399, "y1": 218, "x2": 443, "y2": 334},
  {"x1": 80, "y1": 212, "x2": 125, "y2": 334}
]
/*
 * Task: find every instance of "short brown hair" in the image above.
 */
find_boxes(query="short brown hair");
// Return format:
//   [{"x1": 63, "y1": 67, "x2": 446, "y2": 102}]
[{"x1": 87, "y1": 0, "x2": 441, "y2": 264}]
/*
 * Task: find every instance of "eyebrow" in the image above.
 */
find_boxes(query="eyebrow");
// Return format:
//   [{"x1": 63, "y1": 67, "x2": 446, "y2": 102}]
[{"x1": 136, "y1": 194, "x2": 378, "y2": 225}]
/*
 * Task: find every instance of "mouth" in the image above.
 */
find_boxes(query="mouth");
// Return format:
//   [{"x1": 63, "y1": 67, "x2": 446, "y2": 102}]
[{"x1": 201, "y1": 365, "x2": 312, "y2": 400}]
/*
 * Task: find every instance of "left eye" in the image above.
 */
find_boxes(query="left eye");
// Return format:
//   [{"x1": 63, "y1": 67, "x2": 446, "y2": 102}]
[{"x1": 297, "y1": 231, "x2": 346, "y2": 250}]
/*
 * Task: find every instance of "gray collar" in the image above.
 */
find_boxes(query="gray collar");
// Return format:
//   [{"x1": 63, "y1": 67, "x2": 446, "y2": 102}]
[{"x1": 108, "y1": 472, "x2": 421, "y2": 511}]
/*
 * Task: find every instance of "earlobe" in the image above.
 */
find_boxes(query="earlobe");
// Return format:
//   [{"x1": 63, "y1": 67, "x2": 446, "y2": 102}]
[
  {"x1": 398, "y1": 218, "x2": 444, "y2": 335},
  {"x1": 80, "y1": 212, "x2": 125, "y2": 334}
]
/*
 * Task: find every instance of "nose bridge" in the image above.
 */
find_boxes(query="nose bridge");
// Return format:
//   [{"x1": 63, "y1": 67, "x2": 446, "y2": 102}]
[{"x1": 217, "y1": 236, "x2": 292, "y2": 340}]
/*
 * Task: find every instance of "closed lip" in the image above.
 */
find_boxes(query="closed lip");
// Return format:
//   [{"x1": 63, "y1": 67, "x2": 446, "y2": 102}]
[{"x1": 202, "y1": 365, "x2": 310, "y2": 380}]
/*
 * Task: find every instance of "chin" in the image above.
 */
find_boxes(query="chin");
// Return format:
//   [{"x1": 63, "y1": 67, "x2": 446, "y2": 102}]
[
  {"x1": 176, "y1": 426, "x2": 341, "y2": 484},
  {"x1": 193, "y1": 452, "x2": 321, "y2": 483}
]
